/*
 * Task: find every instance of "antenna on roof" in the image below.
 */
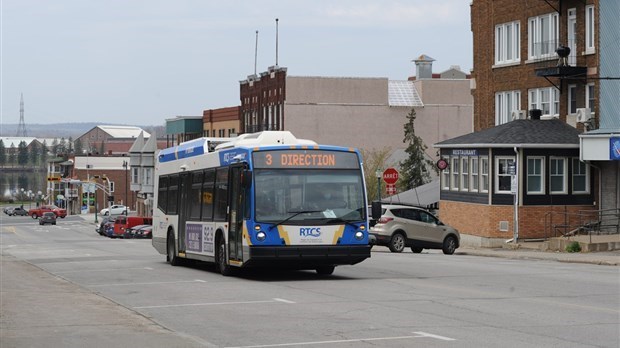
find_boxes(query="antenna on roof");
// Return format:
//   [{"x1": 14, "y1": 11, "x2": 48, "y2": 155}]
[
  {"x1": 254, "y1": 30, "x2": 259, "y2": 76},
  {"x1": 275, "y1": 18, "x2": 279, "y2": 67}
]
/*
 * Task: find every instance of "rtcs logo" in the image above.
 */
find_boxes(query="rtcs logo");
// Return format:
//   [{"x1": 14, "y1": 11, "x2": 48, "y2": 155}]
[{"x1": 299, "y1": 227, "x2": 321, "y2": 237}]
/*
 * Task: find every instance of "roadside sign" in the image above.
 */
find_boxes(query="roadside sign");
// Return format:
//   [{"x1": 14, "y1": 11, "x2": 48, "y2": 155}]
[
  {"x1": 383, "y1": 168, "x2": 399, "y2": 185},
  {"x1": 386, "y1": 184, "x2": 397, "y2": 195}
]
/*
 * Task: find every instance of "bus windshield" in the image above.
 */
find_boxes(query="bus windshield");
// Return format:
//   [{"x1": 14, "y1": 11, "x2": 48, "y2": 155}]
[{"x1": 254, "y1": 169, "x2": 366, "y2": 224}]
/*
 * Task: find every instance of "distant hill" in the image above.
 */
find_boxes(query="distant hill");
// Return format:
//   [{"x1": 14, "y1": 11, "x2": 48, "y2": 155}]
[{"x1": 0, "y1": 123, "x2": 165, "y2": 139}]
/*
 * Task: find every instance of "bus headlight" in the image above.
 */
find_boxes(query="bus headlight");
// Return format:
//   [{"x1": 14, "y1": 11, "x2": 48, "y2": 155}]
[
  {"x1": 354, "y1": 231, "x2": 364, "y2": 240},
  {"x1": 256, "y1": 231, "x2": 266, "y2": 241}
]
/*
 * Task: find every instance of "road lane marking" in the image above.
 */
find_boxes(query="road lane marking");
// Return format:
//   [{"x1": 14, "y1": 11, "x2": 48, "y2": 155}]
[
  {"x1": 273, "y1": 298, "x2": 296, "y2": 304},
  {"x1": 88, "y1": 279, "x2": 206, "y2": 287},
  {"x1": 224, "y1": 331, "x2": 456, "y2": 348},
  {"x1": 55, "y1": 266, "x2": 155, "y2": 274},
  {"x1": 134, "y1": 298, "x2": 286, "y2": 309}
]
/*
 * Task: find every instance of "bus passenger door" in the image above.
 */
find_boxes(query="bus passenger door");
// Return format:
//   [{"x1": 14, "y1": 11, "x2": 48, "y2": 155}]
[
  {"x1": 227, "y1": 165, "x2": 245, "y2": 262},
  {"x1": 178, "y1": 172, "x2": 190, "y2": 253}
]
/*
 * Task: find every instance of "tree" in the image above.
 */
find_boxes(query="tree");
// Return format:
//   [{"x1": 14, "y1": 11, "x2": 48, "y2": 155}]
[
  {"x1": 74, "y1": 138, "x2": 83, "y2": 155},
  {"x1": 51, "y1": 138, "x2": 59, "y2": 156},
  {"x1": 17, "y1": 141, "x2": 29, "y2": 167},
  {"x1": 67, "y1": 136, "x2": 74, "y2": 154},
  {"x1": 58, "y1": 137, "x2": 67, "y2": 155},
  {"x1": 41, "y1": 141, "x2": 49, "y2": 167},
  {"x1": 361, "y1": 147, "x2": 394, "y2": 202},
  {"x1": 30, "y1": 141, "x2": 40, "y2": 166},
  {"x1": 8, "y1": 144, "x2": 16, "y2": 166},
  {"x1": 399, "y1": 108, "x2": 437, "y2": 191},
  {"x1": 0, "y1": 139, "x2": 6, "y2": 167}
]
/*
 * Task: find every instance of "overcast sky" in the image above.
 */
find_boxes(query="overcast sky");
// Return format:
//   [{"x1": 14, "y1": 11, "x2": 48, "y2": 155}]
[{"x1": 1, "y1": 0, "x2": 472, "y2": 126}]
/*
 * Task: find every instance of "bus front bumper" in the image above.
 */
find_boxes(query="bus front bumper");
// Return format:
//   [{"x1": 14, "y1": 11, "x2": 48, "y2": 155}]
[{"x1": 248, "y1": 244, "x2": 371, "y2": 267}]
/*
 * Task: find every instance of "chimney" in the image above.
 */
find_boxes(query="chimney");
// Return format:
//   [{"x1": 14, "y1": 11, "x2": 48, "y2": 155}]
[{"x1": 413, "y1": 54, "x2": 435, "y2": 80}]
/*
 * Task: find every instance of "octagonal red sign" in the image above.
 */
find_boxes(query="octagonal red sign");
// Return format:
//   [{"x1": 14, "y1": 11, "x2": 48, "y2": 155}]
[{"x1": 382, "y1": 168, "x2": 399, "y2": 185}]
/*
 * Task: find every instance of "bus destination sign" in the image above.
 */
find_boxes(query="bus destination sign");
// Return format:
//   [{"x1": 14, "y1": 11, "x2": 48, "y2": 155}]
[{"x1": 253, "y1": 150, "x2": 360, "y2": 169}]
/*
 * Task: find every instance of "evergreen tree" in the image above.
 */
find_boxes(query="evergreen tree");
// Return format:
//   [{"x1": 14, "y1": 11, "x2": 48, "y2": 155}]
[
  {"x1": 58, "y1": 137, "x2": 67, "y2": 155},
  {"x1": 51, "y1": 138, "x2": 59, "y2": 156},
  {"x1": 67, "y1": 136, "x2": 74, "y2": 154},
  {"x1": 74, "y1": 138, "x2": 83, "y2": 155},
  {"x1": 30, "y1": 141, "x2": 40, "y2": 166},
  {"x1": 399, "y1": 108, "x2": 437, "y2": 191},
  {"x1": 0, "y1": 139, "x2": 6, "y2": 167},
  {"x1": 41, "y1": 141, "x2": 49, "y2": 167},
  {"x1": 17, "y1": 141, "x2": 29, "y2": 167},
  {"x1": 8, "y1": 144, "x2": 16, "y2": 166}
]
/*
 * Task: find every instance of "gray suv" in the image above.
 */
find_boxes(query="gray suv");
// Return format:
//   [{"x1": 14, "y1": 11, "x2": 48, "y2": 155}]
[{"x1": 369, "y1": 203, "x2": 460, "y2": 254}]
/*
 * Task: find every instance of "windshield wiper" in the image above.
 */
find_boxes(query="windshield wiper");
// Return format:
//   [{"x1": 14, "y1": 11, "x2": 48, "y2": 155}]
[
  {"x1": 269, "y1": 210, "x2": 322, "y2": 230},
  {"x1": 326, "y1": 217, "x2": 360, "y2": 228}
]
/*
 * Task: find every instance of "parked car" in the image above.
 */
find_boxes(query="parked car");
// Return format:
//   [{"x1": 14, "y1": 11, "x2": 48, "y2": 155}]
[
  {"x1": 100, "y1": 205, "x2": 128, "y2": 216},
  {"x1": 28, "y1": 205, "x2": 67, "y2": 219},
  {"x1": 369, "y1": 203, "x2": 460, "y2": 255},
  {"x1": 96, "y1": 216, "x2": 114, "y2": 235},
  {"x1": 125, "y1": 224, "x2": 152, "y2": 239},
  {"x1": 39, "y1": 212, "x2": 57, "y2": 225},
  {"x1": 9, "y1": 207, "x2": 29, "y2": 216},
  {"x1": 3, "y1": 206, "x2": 14, "y2": 215},
  {"x1": 110, "y1": 216, "x2": 152, "y2": 238}
]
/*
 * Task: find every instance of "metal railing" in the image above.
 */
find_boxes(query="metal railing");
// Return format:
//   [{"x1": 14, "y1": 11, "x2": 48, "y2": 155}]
[{"x1": 544, "y1": 208, "x2": 620, "y2": 240}]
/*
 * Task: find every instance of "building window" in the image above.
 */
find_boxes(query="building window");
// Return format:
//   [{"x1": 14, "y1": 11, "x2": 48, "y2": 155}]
[
  {"x1": 495, "y1": 90, "x2": 521, "y2": 125},
  {"x1": 441, "y1": 157, "x2": 450, "y2": 190},
  {"x1": 144, "y1": 168, "x2": 153, "y2": 186},
  {"x1": 451, "y1": 157, "x2": 459, "y2": 191},
  {"x1": 461, "y1": 157, "x2": 469, "y2": 191},
  {"x1": 470, "y1": 157, "x2": 479, "y2": 192},
  {"x1": 495, "y1": 21, "x2": 520, "y2": 65},
  {"x1": 132, "y1": 168, "x2": 139, "y2": 184},
  {"x1": 495, "y1": 157, "x2": 515, "y2": 194},
  {"x1": 572, "y1": 158, "x2": 589, "y2": 194},
  {"x1": 528, "y1": 12, "x2": 559, "y2": 60},
  {"x1": 481, "y1": 157, "x2": 489, "y2": 193},
  {"x1": 526, "y1": 157, "x2": 544, "y2": 194},
  {"x1": 585, "y1": 5, "x2": 595, "y2": 54},
  {"x1": 586, "y1": 83, "x2": 595, "y2": 113},
  {"x1": 529, "y1": 87, "x2": 559, "y2": 116},
  {"x1": 568, "y1": 84, "x2": 577, "y2": 114},
  {"x1": 549, "y1": 157, "x2": 567, "y2": 194}
]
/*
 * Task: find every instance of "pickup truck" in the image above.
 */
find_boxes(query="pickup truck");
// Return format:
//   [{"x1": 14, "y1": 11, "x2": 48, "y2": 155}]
[{"x1": 28, "y1": 205, "x2": 67, "y2": 219}]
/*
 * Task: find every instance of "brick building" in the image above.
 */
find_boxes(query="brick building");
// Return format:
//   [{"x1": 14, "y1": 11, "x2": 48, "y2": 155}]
[{"x1": 435, "y1": 0, "x2": 618, "y2": 247}]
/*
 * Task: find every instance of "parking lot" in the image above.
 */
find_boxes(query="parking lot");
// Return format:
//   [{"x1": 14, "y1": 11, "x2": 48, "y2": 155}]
[{"x1": 1, "y1": 215, "x2": 619, "y2": 348}]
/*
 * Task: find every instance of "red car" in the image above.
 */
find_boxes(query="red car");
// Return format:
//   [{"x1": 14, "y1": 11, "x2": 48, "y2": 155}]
[{"x1": 28, "y1": 205, "x2": 67, "y2": 219}]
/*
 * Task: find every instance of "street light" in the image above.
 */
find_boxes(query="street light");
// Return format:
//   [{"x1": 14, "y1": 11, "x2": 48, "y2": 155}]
[
  {"x1": 375, "y1": 169, "x2": 382, "y2": 202},
  {"x1": 122, "y1": 161, "x2": 129, "y2": 216}
]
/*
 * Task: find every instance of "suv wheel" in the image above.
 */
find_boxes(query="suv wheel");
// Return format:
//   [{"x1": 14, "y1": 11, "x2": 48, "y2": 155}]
[
  {"x1": 388, "y1": 233, "x2": 406, "y2": 253},
  {"x1": 411, "y1": 246, "x2": 423, "y2": 253},
  {"x1": 442, "y1": 235, "x2": 457, "y2": 255}
]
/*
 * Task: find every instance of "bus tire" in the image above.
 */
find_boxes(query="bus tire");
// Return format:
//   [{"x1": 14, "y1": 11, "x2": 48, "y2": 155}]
[
  {"x1": 216, "y1": 236, "x2": 232, "y2": 276},
  {"x1": 167, "y1": 231, "x2": 181, "y2": 266},
  {"x1": 316, "y1": 265, "x2": 335, "y2": 275}
]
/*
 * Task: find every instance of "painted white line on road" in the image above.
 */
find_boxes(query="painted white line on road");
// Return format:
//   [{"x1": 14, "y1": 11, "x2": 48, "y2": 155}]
[
  {"x1": 88, "y1": 279, "x2": 206, "y2": 287},
  {"x1": 225, "y1": 332, "x2": 456, "y2": 348},
  {"x1": 134, "y1": 299, "x2": 282, "y2": 309},
  {"x1": 55, "y1": 266, "x2": 154, "y2": 274},
  {"x1": 413, "y1": 331, "x2": 456, "y2": 341},
  {"x1": 273, "y1": 298, "x2": 296, "y2": 304}
]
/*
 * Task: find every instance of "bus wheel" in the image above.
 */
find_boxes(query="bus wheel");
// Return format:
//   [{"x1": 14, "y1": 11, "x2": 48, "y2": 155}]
[
  {"x1": 167, "y1": 232, "x2": 180, "y2": 266},
  {"x1": 217, "y1": 238, "x2": 232, "y2": 276},
  {"x1": 316, "y1": 265, "x2": 335, "y2": 275}
]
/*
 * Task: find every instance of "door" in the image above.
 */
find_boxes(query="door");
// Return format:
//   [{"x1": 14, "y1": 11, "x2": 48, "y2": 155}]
[
  {"x1": 567, "y1": 8, "x2": 576, "y2": 66},
  {"x1": 178, "y1": 173, "x2": 191, "y2": 253},
  {"x1": 227, "y1": 165, "x2": 245, "y2": 262}
]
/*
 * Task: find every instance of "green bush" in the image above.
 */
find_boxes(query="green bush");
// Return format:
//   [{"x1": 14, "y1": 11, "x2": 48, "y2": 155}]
[{"x1": 565, "y1": 241, "x2": 582, "y2": 253}]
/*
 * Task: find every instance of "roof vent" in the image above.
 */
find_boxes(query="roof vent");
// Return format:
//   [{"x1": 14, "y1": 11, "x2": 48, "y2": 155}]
[{"x1": 529, "y1": 109, "x2": 542, "y2": 120}]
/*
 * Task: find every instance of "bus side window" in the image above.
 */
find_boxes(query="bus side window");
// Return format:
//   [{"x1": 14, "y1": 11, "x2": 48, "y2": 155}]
[
  {"x1": 190, "y1": 171, "x2": 203, "y2": 220},
  {"x1": 168, "y1": 175, "x2": 179, "y2": 214},
  {"x1": 202, "y1": 169, "x2": 215, "y2": 221},
  {"x1": 213, "y1": 167, "x2": 228, "y2": 221},
  {"x1": 158, "y1": 176, "x2": 168, "y2": 213}
]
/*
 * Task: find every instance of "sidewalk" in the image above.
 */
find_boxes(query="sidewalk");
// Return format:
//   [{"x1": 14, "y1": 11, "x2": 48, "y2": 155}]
[{"x1": 457, "y1": 245, "x2": 620, "y2": 266}]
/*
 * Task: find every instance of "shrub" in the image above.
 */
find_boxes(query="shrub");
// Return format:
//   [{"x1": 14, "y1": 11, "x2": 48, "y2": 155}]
[{"x1": 565, "y1": 241, "x2": 582, "y2": 253}]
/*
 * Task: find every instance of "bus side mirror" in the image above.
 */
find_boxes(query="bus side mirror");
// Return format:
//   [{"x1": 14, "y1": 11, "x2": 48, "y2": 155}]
[
  {"x1": 371, "y1": 200, "x2": 382, "y2": 220},
  {"x1": 241, "y1": 169, "x2": 252, "y2": 188}
]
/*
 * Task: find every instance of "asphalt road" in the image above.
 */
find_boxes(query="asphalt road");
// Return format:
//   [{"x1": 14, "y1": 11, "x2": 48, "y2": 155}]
[{"x1": 1, "y1": 215, "x2": 619, "y2": 348}]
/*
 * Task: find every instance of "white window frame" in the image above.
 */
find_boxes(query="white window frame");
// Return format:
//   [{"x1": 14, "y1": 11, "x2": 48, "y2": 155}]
[
  {"x1": 528, "y1": 12, "x2": 559, "y2": 60},
  {"x1": 451, "y1": 157, "x2": 459, "y2": 191},
  {"x1": 495, "y1": 21, "x2": 520, "y2": 65},
  {"x1": 586, "y1": 83, "x2": 595, "y2": 114},
  {"x1": 495, "y1": 90, "x2": 521, "y2": 125},
  {"x1": 495, "y1": 156, "x2": 515, "y2": 194},
  {"x1": 480, "y1": 157, "x2": 489, "y2": 193},
  {"x1": 132, "y1": 167, "x2": 140, "y2": 184},
  {"x1": 441, "y1": 156, "x2": 450, "y2": 190},
  {"x1": 470, "y1": 157, "x2": 479, "y2": 192},
  {"x1": 461, "y1": 157, "x2": 469, "y2": 191},
  {"x1": 143, "y1": 168, "x2": 153, "y2": 186},
  {"x1": 549, "y1": 157, "x2": 568, "y2": 194},
  {"x1": 529, "y1": 87, "x2": 560, "y2": 116},
  {"x1": 572, "y1": 158, "x2": 590, "y2": 194},
  {"x1": 585, "y1": 5, "x2": 595, "y2": 54},
  {"x1": 526, "y1": 156, "x2": 545, "y2": 194},
  {"x1": 568, "y1": 84, "x2": 577, "y2": 115}
]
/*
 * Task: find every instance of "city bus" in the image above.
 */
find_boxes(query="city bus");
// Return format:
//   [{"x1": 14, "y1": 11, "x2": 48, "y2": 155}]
[{"x1": 152, "y1": 131, "x2": 372, "y2": 276}]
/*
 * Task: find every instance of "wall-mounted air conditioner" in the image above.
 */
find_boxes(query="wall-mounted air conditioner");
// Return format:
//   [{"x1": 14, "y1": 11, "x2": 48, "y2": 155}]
[
  {"x1": 511, "y1": 110, "x2": 526, "y2": 120},
  {"x1": 576, "y1": 108, "x2": 593, "y2": 123}
]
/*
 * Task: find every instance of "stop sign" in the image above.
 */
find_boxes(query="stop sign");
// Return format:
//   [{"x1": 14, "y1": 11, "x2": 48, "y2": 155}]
[{"x1": 382, "y1": 168, "x2": 399, "y2": 185}]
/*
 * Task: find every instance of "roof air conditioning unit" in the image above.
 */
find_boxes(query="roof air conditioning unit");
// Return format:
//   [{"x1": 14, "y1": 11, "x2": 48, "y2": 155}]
[
  {"x1": 511, "y1": 110, "x2": 526, "y2": 120},
  {"x1": 576, "y1": 108, "x2": 593, "y2": 123}
]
